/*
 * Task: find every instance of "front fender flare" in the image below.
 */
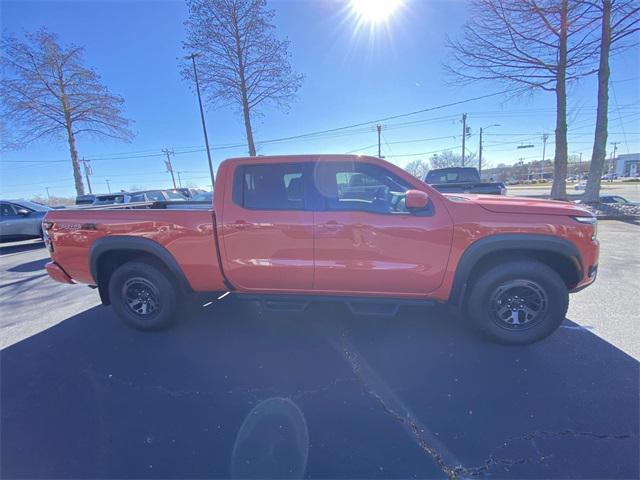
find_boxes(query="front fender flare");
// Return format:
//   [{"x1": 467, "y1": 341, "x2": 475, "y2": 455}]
[{"x1": 448, "y1": 234, "x2": 582, "y2": 306}]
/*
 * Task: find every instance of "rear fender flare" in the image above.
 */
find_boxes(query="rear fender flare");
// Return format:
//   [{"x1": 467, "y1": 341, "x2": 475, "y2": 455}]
[{"x1": 89, "y1": 236, "x2": 191, "y2": 303}]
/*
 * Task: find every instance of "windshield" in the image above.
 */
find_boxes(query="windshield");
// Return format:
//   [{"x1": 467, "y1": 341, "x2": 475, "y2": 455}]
[
  {"x1": 192, "y1": 191, "x2": 213, "y2": 202},
  {"x1": 165, "y1": 190, "x2": 187, "y2": 201}
]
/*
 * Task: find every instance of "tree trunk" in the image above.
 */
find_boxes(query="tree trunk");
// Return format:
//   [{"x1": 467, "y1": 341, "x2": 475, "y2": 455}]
[
  {"x1": 584, "y1": 0, "x2": 611, "y2": 203},
  {"x1": 232, "y1": 15, "x2": 257, "y2": 157},
  {"x1": 241, "y1": 94, "x2": 256, "y2": 156},
  {"x1": 64, "y1": 112, "x2": 85, "y2": 196},
  {"x1": 551, "y1": 0, "x2": 569, "y2": 200}
]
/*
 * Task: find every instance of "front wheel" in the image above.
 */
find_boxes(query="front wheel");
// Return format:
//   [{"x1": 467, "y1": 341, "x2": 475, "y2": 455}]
[
  {"x1": 108, "y1": 261, "x2": 178, "y2": 330},
  {"x1": 466, "y1": 259, "x2": 568, "y2": 344}
]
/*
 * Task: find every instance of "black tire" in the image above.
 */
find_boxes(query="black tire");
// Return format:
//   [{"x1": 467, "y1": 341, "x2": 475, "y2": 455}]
[
  {"x1": 108, "y1": 260, "x2": 178, "y2": 330},
  {"x1": 466, "y1": 259, "x2": 568, "y2": 345}
]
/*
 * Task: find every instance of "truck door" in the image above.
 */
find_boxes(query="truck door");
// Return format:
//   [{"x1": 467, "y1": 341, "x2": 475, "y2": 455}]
[
  {"x1": 312, "y1": 160, "x2": 453, "y2": 296},
  {"x1": 219, "y1": 162, "x2": 315, "y2": 291}
]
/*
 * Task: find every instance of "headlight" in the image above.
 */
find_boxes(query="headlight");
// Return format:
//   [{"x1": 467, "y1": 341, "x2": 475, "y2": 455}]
[{"x1": 573, "y1": 216, "x2": 597, "y2": 240}]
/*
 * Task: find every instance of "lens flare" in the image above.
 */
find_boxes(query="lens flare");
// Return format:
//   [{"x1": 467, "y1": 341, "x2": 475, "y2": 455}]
[{"x1": 350, "y1": 0, "x2": 403, "y2": 23}]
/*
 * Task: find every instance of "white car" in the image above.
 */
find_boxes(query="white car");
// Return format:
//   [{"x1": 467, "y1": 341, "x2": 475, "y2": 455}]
[{"x1": 574, "y1": 183, "x2": 586, "y2": 191}]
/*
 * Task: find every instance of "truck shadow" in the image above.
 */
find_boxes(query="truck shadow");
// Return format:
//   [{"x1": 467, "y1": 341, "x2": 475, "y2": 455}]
[{"x1": 1, "y1": 300, "x2": 638, "y2": 479}]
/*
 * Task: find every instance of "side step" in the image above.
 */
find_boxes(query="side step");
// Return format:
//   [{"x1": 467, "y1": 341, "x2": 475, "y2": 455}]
[{"x1": 236, "y1": 294, "x2": 435, "y2": 317}]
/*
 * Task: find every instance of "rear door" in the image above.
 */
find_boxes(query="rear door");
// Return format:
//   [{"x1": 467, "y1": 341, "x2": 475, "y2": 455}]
[
  {"x1": 312, "y1": 160, "x2": 453, "y2": 296},
  {"x1": 219, "y1": 162, "x2": 314, "y2": 291}
]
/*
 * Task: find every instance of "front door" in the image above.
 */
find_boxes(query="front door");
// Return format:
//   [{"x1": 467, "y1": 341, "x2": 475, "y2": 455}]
[
  {"x1": 312, "y1": 160, "x2": 453, "y2": 296},
  {"x1": 219, "y1": 162, "x2": 315, "y2": 292},
  {"x1": 0, "y1": 203, "x2": 21, "y2": 238}
]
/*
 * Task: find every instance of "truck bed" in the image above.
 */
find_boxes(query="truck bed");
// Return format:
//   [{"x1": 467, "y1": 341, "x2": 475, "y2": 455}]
[{"x1": 44, "y1": 207, "x2": 227, "y2": 292}]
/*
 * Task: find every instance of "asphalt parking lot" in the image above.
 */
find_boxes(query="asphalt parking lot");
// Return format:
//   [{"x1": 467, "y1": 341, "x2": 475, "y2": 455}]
[{"x1": 1, "y1": 220, "x2": 639, "y2": 479}]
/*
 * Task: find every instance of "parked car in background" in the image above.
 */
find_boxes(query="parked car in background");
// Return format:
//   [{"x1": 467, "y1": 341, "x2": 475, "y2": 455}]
[
  {"x1": 76, "y1": 193, "x2": 127, "y2": 206},
  {"x1": 75, "y1": 194, "x2": 97, "y2": 205},
  {"x1": 424, "y1": 167, "x2": 507, "y2": 195},
  {"x1": 574, "y1": 183, "x2": 586, "y2": 191},
  {"x1": 175, "y1": 188, "x2": 204, "y2": 199},
  {"x1": 576, "y1": 195, "x2": 639, "y2": 206},
  {"x1": 191, "y1": 191, "x2": 213, "y2": 202},
  {"x1": 0, "y1": 199, "x2": 50, "y2": 242},
  {"x1": 125, "y1": 189, "x2": 188, "y2": 204}
]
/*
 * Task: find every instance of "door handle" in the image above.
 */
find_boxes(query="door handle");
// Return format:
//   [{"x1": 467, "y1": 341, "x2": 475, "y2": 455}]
[
  {"x1": 318, "y1": 220, "x2": 342, "y2": 230},
  {"x1": 230, "y1": 220, "x2": 251, "y2": 230}
]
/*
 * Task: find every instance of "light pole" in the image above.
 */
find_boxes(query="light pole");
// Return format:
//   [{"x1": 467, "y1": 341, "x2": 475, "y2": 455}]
[
  {"x1": 184, "y1": 53, "x2": 215, "y2": 188},
  {"x1": 478, "y1": 124, "x2": 499, "y2": 177},
  {"x1": 541, "y1": 133, "x2": 549, "y2": 180},
  {"x1": 106, "y1": 179, "x2": 111, "y2": 193}
]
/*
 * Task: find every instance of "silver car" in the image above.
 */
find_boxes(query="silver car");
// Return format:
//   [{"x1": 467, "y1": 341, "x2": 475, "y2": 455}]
[{"x1": 0, "y1": 200, "x2": 50, "y2": 242}]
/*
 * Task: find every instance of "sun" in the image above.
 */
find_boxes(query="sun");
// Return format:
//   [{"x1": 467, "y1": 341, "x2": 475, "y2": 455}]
[{"x1": 350, "y1": 0, "x2": 403, "y2": 23}]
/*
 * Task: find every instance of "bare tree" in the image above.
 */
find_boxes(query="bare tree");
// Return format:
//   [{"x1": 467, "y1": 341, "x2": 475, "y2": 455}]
[
  {"x1": 404, "y1": 159, "x2": 430, "y2": 179},
  {"x1": 1, "y1": 30, "x2": 134, "y2": 196},
  {"x1": 183, "y1": 0, "x2": 303, "y2": 156},
  {"x1": 446, "y1": 0, "x2": 599, "y2": 200},
  {"x1": 430, "y1": 151, "x2": 477, "y2": 169},
  {"x1": 583, "y1": 0, "x2": 639, "y2": 202}
]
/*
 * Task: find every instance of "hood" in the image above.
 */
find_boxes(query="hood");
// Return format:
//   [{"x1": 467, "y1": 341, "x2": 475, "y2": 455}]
[{"x1": 445, "y1": 194, "x2": 592, "y2": 217}]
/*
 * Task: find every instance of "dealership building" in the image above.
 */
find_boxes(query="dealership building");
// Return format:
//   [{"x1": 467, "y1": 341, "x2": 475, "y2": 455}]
[{"x1": 615, "y1": 153, "x2": 640, "y2": 177}]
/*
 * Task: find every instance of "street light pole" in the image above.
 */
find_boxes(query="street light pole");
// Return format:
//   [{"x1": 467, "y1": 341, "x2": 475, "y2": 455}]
[
  {"x1": 541, "y1": 133, "x2": 549, "y2": 180},
  {"x1": 106, "y1": 179, "x2": 111, "y2": 193},
  {"x1": 185, "y1": 53, "x2": 215, "y2": 188}
]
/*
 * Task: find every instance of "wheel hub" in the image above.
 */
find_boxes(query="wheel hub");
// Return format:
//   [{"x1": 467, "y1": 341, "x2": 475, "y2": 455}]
[
  {"x1": 490, "y1": 280, "x2": 548, "y2": 330},
  {"x1": 122, "y1": 277, "x2": 160, "y2": 317}
]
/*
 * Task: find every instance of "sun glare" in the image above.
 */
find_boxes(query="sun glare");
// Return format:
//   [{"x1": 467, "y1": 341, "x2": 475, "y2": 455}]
[{"x1": 350, "y1": 0, "x2": 403, "y2": 24}]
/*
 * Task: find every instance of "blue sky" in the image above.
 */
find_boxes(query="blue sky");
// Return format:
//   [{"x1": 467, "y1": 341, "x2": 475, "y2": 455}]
[{"x1": 1, "y1": 0, "x2": 639, "y2": 198}]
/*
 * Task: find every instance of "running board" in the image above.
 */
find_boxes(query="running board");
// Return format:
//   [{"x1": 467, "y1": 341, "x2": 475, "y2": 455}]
[{"x1": 236, "y1": 294, "x2": 436, "y2": 317}]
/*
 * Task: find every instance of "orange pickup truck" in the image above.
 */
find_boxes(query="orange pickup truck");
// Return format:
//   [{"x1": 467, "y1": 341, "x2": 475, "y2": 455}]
[{"x1": 43, "y1": 155, "x2": 599, "y2": 344}]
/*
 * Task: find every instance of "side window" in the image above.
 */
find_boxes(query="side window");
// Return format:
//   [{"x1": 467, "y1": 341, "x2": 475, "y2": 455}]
[
  {"x1": 130, "y1": 194, "x2": 145, "y2": 203},
  {"x1": 315, "y1": 162, "x2": 412, "y2": 214},
  {"x1": 1, "y1": 203, "x2": 17, "y2": 216},
  {"x1": 147, "y1": 191, "x2": 165, "y2": 202},
  {"x1": 235, "y1": 163, "x2": 305, "y2": 210}
]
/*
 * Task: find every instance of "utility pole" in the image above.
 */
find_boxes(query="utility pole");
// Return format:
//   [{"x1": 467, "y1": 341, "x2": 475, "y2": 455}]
[
  {"x1": 82, "y1": 158, "x2": 93, "y2": 194},
  {"x1": 106, "y1": 179, "x2": 111, "y2": 193},
  {"x1": 162, "y1": 149, "x2": 177, "y2": 189},
  {"x1": 45, "y1": 187, "x2": 51, "y2": 201},
  {"x1": 185, "y1": 53, "x2": 215, "y2": 188},
  {"x1": 610, "y1": 141, "x2": 620, "y2": 175},
  {"x1": 177, "y1": 171, "x2": 183, "y2": 189},
  {"x1": 541, "y1": 133, "x2": 549, "y2": 180},
  {"x1": 376, "y1": 124, "x2": 383, "y2": 158},
  {"x1": 478, "y1": 124, "x2": 499, "y2": 177},
  {"x1": 461, "y1": 113, "x2": 467, "y2": 166}
]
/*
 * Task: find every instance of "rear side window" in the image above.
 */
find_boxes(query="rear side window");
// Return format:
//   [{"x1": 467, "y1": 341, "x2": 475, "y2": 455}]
[{"x1": 234, "y1": 163, "x2": 305, "y2": 210}]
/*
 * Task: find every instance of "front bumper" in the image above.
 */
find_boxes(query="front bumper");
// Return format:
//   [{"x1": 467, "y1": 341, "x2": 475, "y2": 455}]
[
  {"x1": 45, "y1": 261, "x2": 74, "y2": 284},
  {"x1": 570, "y1": 264, "x2": 598, "y2": 293}
]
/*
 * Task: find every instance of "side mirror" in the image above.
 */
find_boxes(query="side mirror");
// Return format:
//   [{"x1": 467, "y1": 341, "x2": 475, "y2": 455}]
[
  {"x1": 405, "y1": 189, "x2": 429, "y2": 210},
  {"x1": 16, "y1": 208, "x2": 31, "y2": 216}
]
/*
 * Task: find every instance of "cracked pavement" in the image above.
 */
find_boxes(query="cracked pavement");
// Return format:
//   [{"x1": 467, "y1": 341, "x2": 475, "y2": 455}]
[{"x1": 1, "y1": 221, "x2": 639, "y2": 478}]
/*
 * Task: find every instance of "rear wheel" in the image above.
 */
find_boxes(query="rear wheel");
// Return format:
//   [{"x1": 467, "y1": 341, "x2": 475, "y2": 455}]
[
  {"x1": 466, "y1": 259, "x2": 568, "y2": 344},
  {"x1": 108, "y1": 261, "x2": 178, "y2": 330}
]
